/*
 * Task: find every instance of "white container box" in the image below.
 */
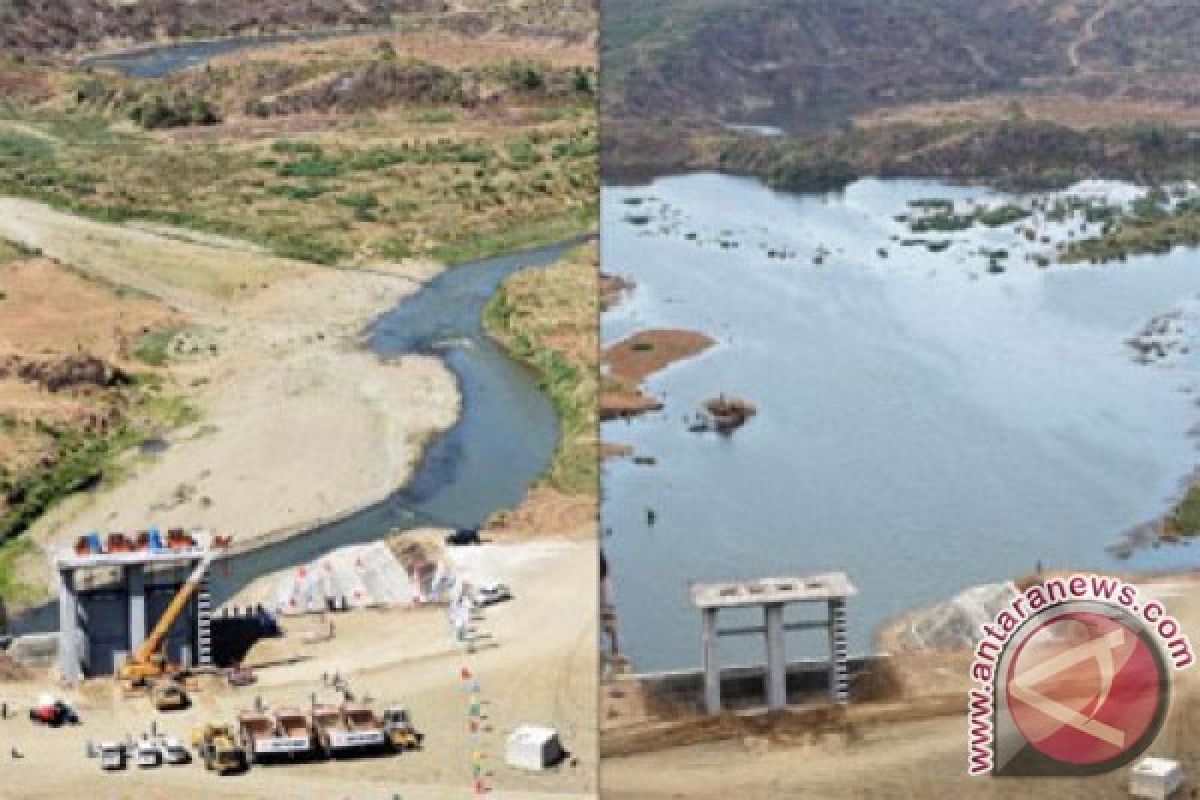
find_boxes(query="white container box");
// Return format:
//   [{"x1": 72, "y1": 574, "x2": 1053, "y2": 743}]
[
  {"x1": 1130, "y1": 757, "x2": 1183, "y2": 800},
  {"x1": 505, "y1": 725, "x2": 565, "y2": 771}
]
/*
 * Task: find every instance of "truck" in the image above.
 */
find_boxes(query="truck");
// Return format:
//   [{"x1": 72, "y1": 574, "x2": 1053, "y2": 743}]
[
  {"x1": 97, "y1": 742, "x2": 126, "y2": 771},
  {"x1": 151, "y1": 680, "x2": 189, "y2": 712},
  {"x1": 135, "y1": 738, "x2": 162, "y2": 768},
  {"x1": 237, "y1": 708, "x2": 314, "y2": 764},
  {"x1": 382, "y1": 706, "x2": 423, "y2": 751},
  {"x1": 159, "y1": 736, "x2": 190, "y2": 765},
  {"x1": 311, "y1": 703, "x2": 386, "y2": 759},
  {"x1": 191, "y1": 724, "x2": 245, "y2": 775}
]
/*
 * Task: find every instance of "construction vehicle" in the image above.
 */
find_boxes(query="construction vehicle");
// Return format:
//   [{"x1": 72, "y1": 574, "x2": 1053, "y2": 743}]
[
  {"x1": 97, "y1": 741, "x2": 126, "y2": 770},
  {"x1": 237, "y1": 707, "x2": 314, "y2": 764},
  {"x1": 118, "y1": 551, "x2": 216, "y2": 685},
  {"x1": 382, "y1": 706, "x2": 423, "y2": 751},
  {"x1": 474, "y1": 581, "x2": 513, "y2": 607},
  {"x1": 151, "y1": 679, "x2": 189, "y2": 711},
  {"x1": 191, "y1": 724, "x2": 245, "y2": 774},
  {"x1": 135, "y1": 738, "x2": 162, "y2": 768},
  {"x1": 159, "y1": 736, "x2": 190, "y2": 765},
  {"x1": 311, "y1": 703, "x2": 386, "y2": 758},
  {"x1": 29, "y1": 694, "x2": 79, "y2": 726}
]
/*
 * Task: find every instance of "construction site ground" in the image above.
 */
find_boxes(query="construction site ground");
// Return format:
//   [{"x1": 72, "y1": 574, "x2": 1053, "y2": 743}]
[
  {"x1": 601, "y1": 571, "x2": 1200, "y2": 799},
  {"x1": 0, "y1": 538, "x2": 596, "y2": 800}
]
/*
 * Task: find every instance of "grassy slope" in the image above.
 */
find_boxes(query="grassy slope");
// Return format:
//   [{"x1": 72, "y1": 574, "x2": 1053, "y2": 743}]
[
  {"x1": 0, "y1": 51, "x2": 598, "y2": 268},
  {"x1": 483, "y1": 242, "x2": 597, "y2": 496}
]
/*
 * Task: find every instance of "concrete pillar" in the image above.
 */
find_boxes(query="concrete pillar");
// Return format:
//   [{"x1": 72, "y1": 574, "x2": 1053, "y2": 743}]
[
  {"x1": 57, "y1": 570, "x2": 83, "y2": 683},
  {"x1": 764, "y1": 603, "x2": 787, "y2": 710},
  {"x1": 128, "y1": 565, "x2": 146, "y2": 655},
  {"x1": 701, "y1": 607, "x2": 721, "y2": 714}
]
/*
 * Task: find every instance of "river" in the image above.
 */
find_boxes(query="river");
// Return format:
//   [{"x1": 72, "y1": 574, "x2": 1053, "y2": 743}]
[{"x1": 603, "y1": 173, "x2": 1200, "y2": 672}]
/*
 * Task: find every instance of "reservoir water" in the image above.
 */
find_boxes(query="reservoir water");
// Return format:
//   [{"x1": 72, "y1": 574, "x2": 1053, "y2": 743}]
[{"x1": 602, "y1": 173, "x2": 1200, "y2": 672}]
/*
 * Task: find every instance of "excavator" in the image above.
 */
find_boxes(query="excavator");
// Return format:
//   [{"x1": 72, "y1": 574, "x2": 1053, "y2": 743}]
[{"x1": 118, "y1": 551, "x2": 217, "y2": 709}]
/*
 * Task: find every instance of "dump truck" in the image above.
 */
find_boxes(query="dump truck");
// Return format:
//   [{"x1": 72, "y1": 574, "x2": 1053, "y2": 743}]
[
  {"x1": 382, "y1": 706, "x2": 423, "y2": 751},
  {"x1": 192, "y1": 724, "x2": 245, "y2": 774},
  {"x1": 151, "y1": 679, "x2": 188, "y2": 712},
  {"x1": 238, "y1": 708, "x2": 314, "y2": 764},
  {"x1": 311, "y1": 703, "x2": 386, "y2": 758}
]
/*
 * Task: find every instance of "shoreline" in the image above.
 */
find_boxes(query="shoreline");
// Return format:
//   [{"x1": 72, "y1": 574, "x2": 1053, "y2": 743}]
[{"x1": 600, "y1": 329, "x2": 715, "y2": 421}]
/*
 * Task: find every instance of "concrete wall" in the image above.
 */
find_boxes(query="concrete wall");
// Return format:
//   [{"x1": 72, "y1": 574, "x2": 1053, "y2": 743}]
[
  {"x1": 632, "y1": 656, "x2": 883, "y2": 713},
  {"x1": 79, "y1": 590, "x2": 129, "y2": 676},
  {"x1": 9, "y1": 633, "x2": 59, "y2": 669}
]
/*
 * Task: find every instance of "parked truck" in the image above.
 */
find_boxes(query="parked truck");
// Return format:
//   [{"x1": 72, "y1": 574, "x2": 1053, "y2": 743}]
[
  {"x1": 311, "y1": 703, "x2": 386, "y2": 758},
  {"x1": 237, "y1": 708, "x2": 314, "y2": 764},
  {"x1": 97, "y1": 741, "x2": 126, "y2": 771}
]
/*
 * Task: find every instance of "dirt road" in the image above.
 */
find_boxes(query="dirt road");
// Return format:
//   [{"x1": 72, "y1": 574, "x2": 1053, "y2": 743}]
[{"x1": 1068, "y1": 0, "x2": 1119, "y2": 73}]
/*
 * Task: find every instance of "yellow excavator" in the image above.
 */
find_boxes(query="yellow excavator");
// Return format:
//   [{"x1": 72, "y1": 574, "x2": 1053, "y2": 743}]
[{"x1": 118, "y1": 552, "x2": 216, "y2": 707}]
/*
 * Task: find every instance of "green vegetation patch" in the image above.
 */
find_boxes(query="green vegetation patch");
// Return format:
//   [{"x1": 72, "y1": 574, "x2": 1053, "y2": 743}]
[
  {"x1": 1170, "y1": 484, "x2": 1200, "y2": 536},
  {"x1": 977, "y1": 204, "x2": 1031, "y2": 227},
  {"x1": 0, "y1": 424, "x2": 139, "y2": 542},
  {"x1": 132, "y1": 326, "x2": 183, "y2": 367},
  {"x1": 1065, "y1": 206, "x2": 1200, "y2": 265},
  {"x1": 431, "y1": 203, "x2": 597, "y2": 266}
]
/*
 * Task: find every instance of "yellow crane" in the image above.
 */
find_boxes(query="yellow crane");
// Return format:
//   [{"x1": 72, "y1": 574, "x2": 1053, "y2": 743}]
[{"x1": 118, "y1": 551, "x2": 216, "y2": 683}]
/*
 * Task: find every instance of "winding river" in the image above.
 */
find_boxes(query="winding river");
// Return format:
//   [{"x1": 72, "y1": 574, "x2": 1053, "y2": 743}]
[{"x1": 603, "y1": 173, "x2": 1200, "y2": 672}]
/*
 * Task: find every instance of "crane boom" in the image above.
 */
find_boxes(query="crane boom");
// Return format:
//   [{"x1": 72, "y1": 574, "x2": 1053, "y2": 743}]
[{"x1": 120, "y1": 551, "x2": 215, "y2": 679}]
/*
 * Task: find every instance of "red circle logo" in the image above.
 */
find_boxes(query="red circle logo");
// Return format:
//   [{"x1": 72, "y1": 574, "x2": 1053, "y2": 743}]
[{"x1": 1005, "y1": 610, "x2": 1165, "y2": 767}]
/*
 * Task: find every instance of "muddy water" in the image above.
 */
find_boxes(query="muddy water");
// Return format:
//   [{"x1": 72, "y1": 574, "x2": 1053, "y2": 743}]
[{"x1": 603, "y1": 174, "x2": 1200, "y2": 672}]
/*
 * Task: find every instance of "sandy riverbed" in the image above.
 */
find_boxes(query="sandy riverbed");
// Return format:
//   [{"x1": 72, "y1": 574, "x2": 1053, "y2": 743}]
[{"x1": 0, "y1": 198, "x2": 459, "y2": 604}]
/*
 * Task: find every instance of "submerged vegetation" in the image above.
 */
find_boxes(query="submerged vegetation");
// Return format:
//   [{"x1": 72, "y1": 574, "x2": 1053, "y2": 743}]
[
  {"x1": 1065, "y1": 204, "x2": 1200, "y2": 265},
  {"x1": 1169, "y1": 485, "x2": 1200, "y2": 537}
]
